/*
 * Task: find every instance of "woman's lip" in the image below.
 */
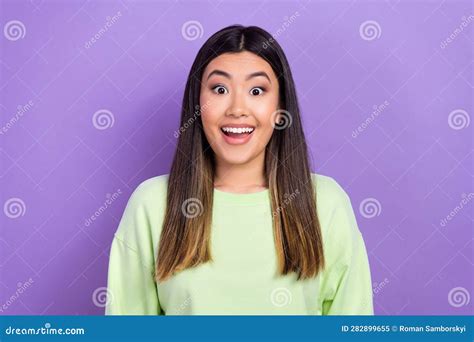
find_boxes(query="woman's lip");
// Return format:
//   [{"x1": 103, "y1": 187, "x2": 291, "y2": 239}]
[
  {"x1": 220, "y1": 129, "x2": 255, "y2": 145},
  {"x1": 220, "y1": 124, "x2": 256, "y2": 129}
]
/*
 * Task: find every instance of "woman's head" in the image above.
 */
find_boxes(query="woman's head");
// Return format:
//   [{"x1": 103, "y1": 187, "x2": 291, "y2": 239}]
[
  {"x1": 183, "y1": 25, "x2": 303, "y2": 168},
  {"x1": 200, "y1": 50, "x2": 279, "y2": 167},
  {"x1": 157, "y1": 25, "x2": 324, "y2": 282}
]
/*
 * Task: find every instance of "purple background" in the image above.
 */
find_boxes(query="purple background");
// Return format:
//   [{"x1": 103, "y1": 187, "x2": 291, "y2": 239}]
[{"x1": 0, "y1": 0, "x2": 472, "y2": 315}]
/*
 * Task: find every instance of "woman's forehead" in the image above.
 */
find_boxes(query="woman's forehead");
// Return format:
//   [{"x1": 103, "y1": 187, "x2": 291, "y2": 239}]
[{"x1": 203, "y1": 51, "x2": 275, "y2": 79}]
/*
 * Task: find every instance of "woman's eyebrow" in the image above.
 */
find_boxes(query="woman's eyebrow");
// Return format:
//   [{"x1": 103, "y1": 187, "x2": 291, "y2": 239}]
[
  {"x1": 207, "y1": 69, "x2": 231, "y2": 80},
  {"x1": 246, "y1": 71, "x2": 271, "y2": 84},
  {"x1": 206, "y1": 70, "x2": 271, "y2": 83}
]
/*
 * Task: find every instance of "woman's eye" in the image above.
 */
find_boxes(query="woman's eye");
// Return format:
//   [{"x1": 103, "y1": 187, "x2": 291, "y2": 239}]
[
  {"x1": 250, "y1": 87, "x2": 265, "y2": 96},
  {"x1": 212, "y1": 85, "x2": 228, "y2": 95}
]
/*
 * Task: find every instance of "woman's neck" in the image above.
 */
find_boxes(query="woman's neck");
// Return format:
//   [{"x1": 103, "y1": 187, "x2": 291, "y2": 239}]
[{"x1": 213, "y1": 152, "x2": 267, "y2": 193}]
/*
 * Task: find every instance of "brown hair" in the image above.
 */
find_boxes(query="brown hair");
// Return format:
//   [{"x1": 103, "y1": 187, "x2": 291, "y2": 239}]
[{"x1": 156, "y1": 25, "x2": 324, "y2": 281}]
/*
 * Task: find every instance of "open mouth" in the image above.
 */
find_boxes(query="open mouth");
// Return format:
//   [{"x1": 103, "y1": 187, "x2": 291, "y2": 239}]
[{"x1": 220, "y1": 126, "x2": 255, "y2": 138}]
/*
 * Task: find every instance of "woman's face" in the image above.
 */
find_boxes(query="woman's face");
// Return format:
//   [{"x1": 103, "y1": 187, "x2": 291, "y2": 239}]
[{"x1": 199, "y1": 51, "x2": 280, "y2": 166}]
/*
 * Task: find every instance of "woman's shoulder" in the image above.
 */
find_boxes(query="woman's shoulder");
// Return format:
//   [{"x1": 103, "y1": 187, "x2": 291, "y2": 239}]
[
  {"x1": 310, "y1": 172, "x2": 350, "y2": 205},
  {"x1": 114, "y1": 174, "x2": 170, "y2": 245},
  {"x1": 120, "y1": 174, "x2": 170, "y2": 215},
  {"x1": 310, "y1": 172, "x2": 357, "y2": 237},
  {"x1": 130, "y1": 174, "x2": 170, "y2": 201}
]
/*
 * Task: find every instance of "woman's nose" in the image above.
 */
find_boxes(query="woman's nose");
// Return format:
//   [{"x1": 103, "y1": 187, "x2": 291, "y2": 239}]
[{"x1": 226, "y1": 91, "x2": 249, "y2": 117}]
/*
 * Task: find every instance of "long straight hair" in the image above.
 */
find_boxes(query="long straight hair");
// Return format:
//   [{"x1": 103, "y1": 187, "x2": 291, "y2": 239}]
[{"x1": 156, "y1": 25, "x2": 324, "y2": 281}]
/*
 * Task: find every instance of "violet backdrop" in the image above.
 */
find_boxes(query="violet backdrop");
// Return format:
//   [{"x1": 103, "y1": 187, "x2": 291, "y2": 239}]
[{"x1": 0, "y1": 0, "x2": 472, "y2": 315}]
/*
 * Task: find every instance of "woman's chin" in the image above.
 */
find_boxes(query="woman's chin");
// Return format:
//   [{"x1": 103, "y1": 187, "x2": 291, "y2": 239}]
[{"x1": 217, "y1": 152, "x2": 255, "y2": 166}]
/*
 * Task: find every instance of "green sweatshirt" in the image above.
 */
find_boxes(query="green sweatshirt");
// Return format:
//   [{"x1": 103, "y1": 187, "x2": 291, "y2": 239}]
[{"x1": 105, "y1": 173, "x2": 374, "y2": 315}]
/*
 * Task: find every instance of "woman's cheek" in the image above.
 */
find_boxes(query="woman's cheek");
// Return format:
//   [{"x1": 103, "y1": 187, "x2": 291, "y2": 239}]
[
  {"x1": 260, "y1": 127, "x2": 274, "y2": 147},
  {"x1": 255, "y1": 109, "x2": 276, "y2": 132},
  {"x1": 201, "y1": 112, "x2": 222, "y2": 148}
]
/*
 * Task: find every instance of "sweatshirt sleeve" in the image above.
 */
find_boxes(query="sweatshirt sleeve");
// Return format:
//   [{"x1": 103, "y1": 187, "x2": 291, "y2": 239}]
[
  {"x1": 105, "y1": 235, "x2": 161, "y2": 315},
  {"x1": 319, "y1": 178, "x2": 374, "y2": 315},
  {"x1": 105, "y1": 180, "x2": 162, "y2": 315}
]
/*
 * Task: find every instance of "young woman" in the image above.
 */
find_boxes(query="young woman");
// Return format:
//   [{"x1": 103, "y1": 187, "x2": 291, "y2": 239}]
[{"x1": 105, "y1": 25, "x2": 373, "y2": 315}]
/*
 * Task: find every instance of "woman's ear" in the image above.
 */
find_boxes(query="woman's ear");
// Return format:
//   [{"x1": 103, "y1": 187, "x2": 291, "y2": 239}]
[
  {"x1": 275, "y1": 106, "x2": 285, "y2": 125},
  {"x1": 274, "y1": 105, "x2": 282, "y2": 124},
  {"x1": 275, "y1": 112, "x2": 283, "y2": 126}
]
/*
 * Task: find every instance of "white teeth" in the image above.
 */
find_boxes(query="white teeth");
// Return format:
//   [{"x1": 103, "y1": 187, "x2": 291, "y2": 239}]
[{"x1": 221, "y1": 127, "x2": 254, "y2": 134}]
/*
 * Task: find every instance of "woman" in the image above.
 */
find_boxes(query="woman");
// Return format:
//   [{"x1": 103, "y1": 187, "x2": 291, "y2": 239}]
[{"x1": 105, "y1": 25, "x2": 373, "y2": 315}]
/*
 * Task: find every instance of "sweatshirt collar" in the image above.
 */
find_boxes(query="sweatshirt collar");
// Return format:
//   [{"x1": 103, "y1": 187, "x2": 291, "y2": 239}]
[{"x1": 213, "y1": 187, "x2": 270, "y2": 205}]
